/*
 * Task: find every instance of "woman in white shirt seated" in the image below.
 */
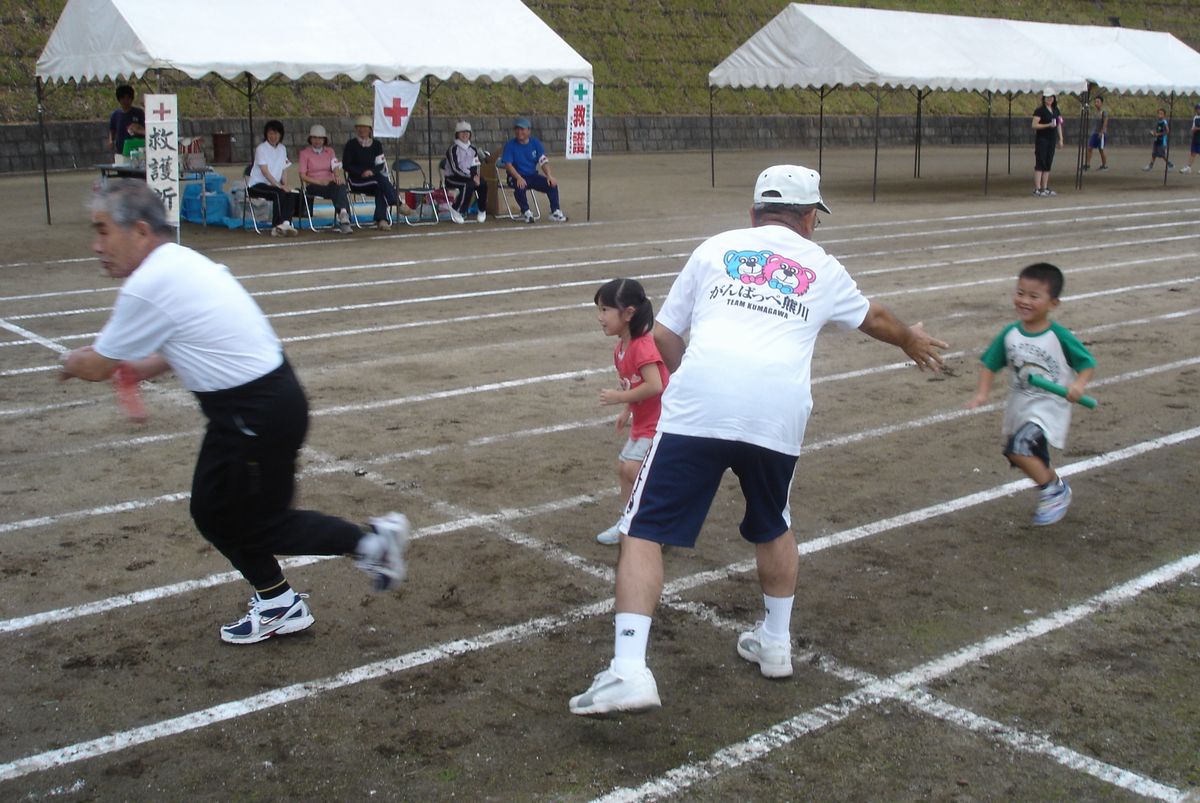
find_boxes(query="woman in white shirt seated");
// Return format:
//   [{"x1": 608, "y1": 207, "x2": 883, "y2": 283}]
[{"x1": 248, "y1": 120, "x2": 300, "y2": 236}]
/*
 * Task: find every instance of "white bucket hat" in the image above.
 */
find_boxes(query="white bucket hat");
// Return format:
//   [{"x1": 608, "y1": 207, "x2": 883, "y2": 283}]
[
  {"x1": 308, "y1": 124, "x2": 328, "y2": 142},
  {"x1": 753, "y1": 164, "x2": 831, "y2": 213},
  {"x1": 455, "y1": 120, "x2": 472, "y2": 133}
]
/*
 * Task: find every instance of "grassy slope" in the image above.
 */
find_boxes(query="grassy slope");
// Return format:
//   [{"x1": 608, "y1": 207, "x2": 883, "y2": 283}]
[{"x1": 2, "y1": 0, "x2": 1197, "y2": 124}]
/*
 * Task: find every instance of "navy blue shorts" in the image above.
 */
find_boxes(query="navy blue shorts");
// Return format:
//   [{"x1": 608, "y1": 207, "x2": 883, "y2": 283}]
[
  {"x1": 1004, "y1": 421, "x2": 1050, "y2": 468},
  {"x1": 620, "y1": 432, "x2": 798, "y2": 548}
]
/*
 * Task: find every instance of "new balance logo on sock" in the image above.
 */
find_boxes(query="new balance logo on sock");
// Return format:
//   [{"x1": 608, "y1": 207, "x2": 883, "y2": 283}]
[{"x1": 620, "y1": 629, "x2": 636, "y2": 637}]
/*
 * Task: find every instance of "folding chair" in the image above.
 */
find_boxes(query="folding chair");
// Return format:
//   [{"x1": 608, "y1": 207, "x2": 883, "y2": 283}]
[
  {"x1": 299, "y1": 178, "x2": 338, "y2": 232},
  {"x1": 494, "y1": 159, "x2": 541, "y2": 221},
  {"x1": 345, "y1": 170, "x2": 393, "y2": 229},
  {"x1": 240, "y1": 164, "x2": 264, "y2": 234},
  {"x1": 392, "y1": 158, "x2": 440, "y2": 226},
  {"x1": 441, "y1": 156, "x2": 485, "y2": 221}
]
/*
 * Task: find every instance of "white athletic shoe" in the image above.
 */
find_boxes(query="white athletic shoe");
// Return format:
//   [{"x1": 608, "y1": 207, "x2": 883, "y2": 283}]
[
  {"x1": 1033, "y1": 479, "x2": 1072, "y2": 526},
  {"x1": 449, "y1": 209, "x2": 465, "y2": 224},
  {"x1": 737, "y1": 622, "x2": 793, "y2": 678},
  {"x1": 476, "y1": 210, "x2": 487, "y2": 223},
  {"x1": 569, "y1": 663, "x2": 661, "y2": 715},
  {"x1": 1180, "y1": 165, "x2": 1193, "y2": 174},
  {"x1": 522, "y1": 209, "x2": 535, "y2": 224},
  {"x1": 376, "y1": 219, "x2": 392, "y2": 231},
  {"x1": 356, "y1": 513, "x2": 410, "y2": 591},
  {"x1": 549, "y1": 209, "x2": 568, "y2": 222},
  {"x1": 220, "y1": 593, "x2": 314, "y2": 645},
  {"x1": 595, "y1": 522, "x2": 621, "y2": 545}
]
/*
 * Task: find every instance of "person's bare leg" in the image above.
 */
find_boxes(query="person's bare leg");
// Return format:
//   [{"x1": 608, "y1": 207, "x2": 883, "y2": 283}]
[
  {"x1": 755, "y1": 528, "x2": 798, "y2": 597},
  {"x1": 1008, "y1": 453, "x2": 1054, "y2": 487},
  {"x1": 615, "y1": 536, "x2": 664, "y2": 615}
]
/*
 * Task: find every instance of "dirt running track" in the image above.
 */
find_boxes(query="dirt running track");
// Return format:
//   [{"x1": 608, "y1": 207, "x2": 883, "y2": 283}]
[{"x1": 1, "y1": 146, "x2": 1197, "y2": 801}]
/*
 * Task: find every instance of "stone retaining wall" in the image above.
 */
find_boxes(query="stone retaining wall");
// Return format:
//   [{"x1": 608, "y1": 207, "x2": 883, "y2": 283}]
[{"x1": 1, "y1": 114, "x2": 1176, "y2": 174}]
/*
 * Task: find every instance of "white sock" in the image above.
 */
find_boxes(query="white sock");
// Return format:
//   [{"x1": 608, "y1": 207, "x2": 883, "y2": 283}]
[
  {"x1": 258, "y1": 587, "x2": 296, "y2": 608},
  {"x1": 612, "y1": 612, "x2": 652, "y2": 674},
  {"x1": 762, "y1": 594, "x2": 794, "y2": 642}
]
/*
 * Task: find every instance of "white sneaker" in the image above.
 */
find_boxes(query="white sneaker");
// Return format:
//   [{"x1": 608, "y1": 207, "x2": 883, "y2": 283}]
[
  {"x1": 549, "y1": 209, "x2": 568, "y2": 222},
  {"x1": 220, "y1": 593, "x2": 314, "y2": 645},
  {"x1": 449, "y1": 209, "x2": 465, "y2": 224},
  {"x1": 737, "y1": 622, "x2": 793, "y2": 678},
  {"x1": 595, "y1": 522, "x2": 621, "y2": 545},
  {"x1": 337, "y1": 209, "x2": 350, "y2": 224},
  {"x1": 271, "y1": 225, "x2": 285, "y2": 237},
  {"x1": 376, "y1": 219, "x2": 391, "y2": 231},
  {"x1": 338, "y1": 221, "x2": 353, "y2": 234},
  {"x1": 522, "y1": 209, "x2": 535, "y2": 224},
  {"x1": 1142, "y1": 164, "x2": 1154, "y2": 172},
  {"x1": 280, "y1": 220, "x2": 298, "y2": 237},
  {"x1": 1180, "y1": 165, "x2": 1193, "y2": 174},
  {"x1": 569, "y1": 663, "x2": 661, "y2": 715},
  {"x1": 1033, "y1": 478, "x2": 1072, "y2": 526},
  {"x1": 476, "y1": 210, "x2": 487, "y2": 223},
  {"x1": 356, "y1": 513, "x2": 410, "y2": 591}
]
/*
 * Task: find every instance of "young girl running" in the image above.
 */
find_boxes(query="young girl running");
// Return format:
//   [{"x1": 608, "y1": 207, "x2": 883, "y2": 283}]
[{"x1": 593, "y1": 278, "x2": 669, "y2": 545}]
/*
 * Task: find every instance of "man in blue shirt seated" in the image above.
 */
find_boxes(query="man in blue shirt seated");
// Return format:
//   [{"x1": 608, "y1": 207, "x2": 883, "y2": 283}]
[{"x1": 500, "y1": 117, "x2": 568, "y2": 223}]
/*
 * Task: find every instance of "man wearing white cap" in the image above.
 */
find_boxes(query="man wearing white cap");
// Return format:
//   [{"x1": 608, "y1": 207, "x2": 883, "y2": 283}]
[
  {"x1": 299, "y1": 124, "x2": 353, "y2": 234},
  {"x1": 442, "y1": 121, "x2": 488, "y2": 224},
  {"x1": 570, "y1": 165, "x2": 948, "y2": 716}
]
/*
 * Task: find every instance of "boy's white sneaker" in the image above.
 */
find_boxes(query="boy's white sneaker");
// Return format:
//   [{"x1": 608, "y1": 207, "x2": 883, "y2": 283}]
[
  {"x1": 449, "y1": 209, "x2": 465, "y2": 224},
  {"x1": 549, "y1": 209, "x2": 568, "y2": 222},
  {"x1": 1180, "y1": 165, "x2": 1193, "y2": 174},
  {"x1": 737, "y1": 622, "x2": 793, "y2": 678},
  {"x1": 1033, "y1": 479, "x2": 1072, "y2": 526},
  {"x1": 569, "y1": 663, "x2": 661, "y2": 715}
]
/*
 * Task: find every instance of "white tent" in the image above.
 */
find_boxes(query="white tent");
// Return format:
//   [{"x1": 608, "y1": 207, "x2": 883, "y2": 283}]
[
  {"x1": 709, "y1": 3, "x2": 1200, "y2": 96},
  {"x1": 34, "y1": 0, "x2": 592, "y2": 224},
  {"x1": 708, "y1": 4, "x2": 1200, "y2": 196},
  {"x1": 36, "y1": 0, "x2": 592, "y2": 84}
]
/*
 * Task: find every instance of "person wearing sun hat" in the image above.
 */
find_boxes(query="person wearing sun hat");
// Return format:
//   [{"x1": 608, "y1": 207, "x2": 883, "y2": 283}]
[
  {"x1": 568, "y1": 164, "x2": 947, "y2": 716},
  {"x1": 1032, "y1": 87, "x2": 1064, "y2": 197},
  {"x1": 442, "y1": 120, "x2": 488, "y2": 224},
  {"x1": 298, "y1": 124, "x2": 353, "y2": 234},
  {"x1": 342, "y1": 115, "x2": 400, "y2": 229}
]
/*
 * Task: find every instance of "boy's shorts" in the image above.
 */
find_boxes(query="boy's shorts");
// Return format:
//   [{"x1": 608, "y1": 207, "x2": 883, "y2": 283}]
[
  {"x1": 1191, "y1": 135, "x2": 1200, "y2": 155},
  {"x1": 1004, "y1": 422, "x2": 1050, "y2": 468},
  {"x1": 1152, "y1": 141, "x2": 1169, "y2": 158},
  {"x1": 1088, "y1": 133, "x2": 1105, "y2": 149},
  {"x1": 619, "y1": 432, "x2": 798, "y2": 548},
  {"x1": 618, "y1": 436, "x2": 653, "y2": 463}
]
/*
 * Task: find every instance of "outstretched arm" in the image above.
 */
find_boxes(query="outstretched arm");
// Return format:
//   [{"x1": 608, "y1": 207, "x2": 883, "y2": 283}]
[
  {"x1": 857, "y1": 300, "x2": 947, "y2": 372},
  {"x1": 60, "y1": 345, "x2": 118, "y2": 382}
]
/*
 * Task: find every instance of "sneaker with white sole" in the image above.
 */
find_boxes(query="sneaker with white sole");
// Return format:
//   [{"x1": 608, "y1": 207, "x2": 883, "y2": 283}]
[
  {"x1": 522, "y1": 209, "x2": 535, "y2": 224},
  {"x1": 595, "y1": 522, "x2": 621, "y2": 545},
  {"x1": 737, "y1": 622, "x2": 793, "y2": 678},
  {"x1": 1042, "y1": 189, "x2": 1056, "y2": 197},
  {"x1": 220, "y1": 593, "x2": 314, "y2": 645},
  {"x1": 356, "y1": 512, "x2": 410, "y2": 590},
  {"x1": 376, "y1": 219, "x2": 391, "y2": 231},
  {"x1": 1097, "y1": 165, "x2": 1109, "y2": 171},
  {"x1": 569, "y1": 663, "x2": 661, "y2": 715},
  {"x1": 338, "y1": 221, "x2": 353, "y2": 234},
  {"x1": 1142, "y1": 164, "x2": 1154, "y2": 171},
  {"x1": 476, "y1": 210, "x2": 487, "y2": 223},
  {"x1": 1180, "y1": 165, "x2": 1193, "y2": 174},
  {"x1": 549, "y1": 209, "x2": 568, "y2": 222},
  {"x1": 449, "y1": 209, "x2": 465, "y2": 224},
  {"x1": 1033, "y1": 478, "x2": 1072, "y2": 526}
]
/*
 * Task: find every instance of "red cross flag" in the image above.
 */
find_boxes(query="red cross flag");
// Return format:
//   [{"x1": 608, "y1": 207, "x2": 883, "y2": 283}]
[{"x1": 373, "y1": 80, "x2": 421, "y2": 138}]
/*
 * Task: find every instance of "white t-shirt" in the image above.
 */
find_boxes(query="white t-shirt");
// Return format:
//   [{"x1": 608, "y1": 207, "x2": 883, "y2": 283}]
[
  {"x1": 656, "y1": 223, "x2": 870, "y2": 455},
  {"x1": 249, "y1": 140, "x2": 290, "y2": 187},
  {"x1": 94, "y1": 242, "x2": 283, "y2": 392}
]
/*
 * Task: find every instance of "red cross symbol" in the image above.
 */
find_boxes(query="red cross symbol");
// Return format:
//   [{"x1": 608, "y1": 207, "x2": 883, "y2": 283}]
[
  {"x1": 152, "y1": 102, "x2": 171, "y2": 121},
  {"x1": 382, "y1": 97, "x2": 409, "y2": 128}
]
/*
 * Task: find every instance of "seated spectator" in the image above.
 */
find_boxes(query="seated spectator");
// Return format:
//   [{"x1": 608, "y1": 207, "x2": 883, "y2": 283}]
[
  {"x1": 442, "y1": 120, "x2": 488, "y2": 224},
  {"x1": 501, "y1": 117, "x2": 567, "y2": 223},
  {"x1": 108, "y1": 85, "x2": 145, "y2": 157},
  {"x1": 342, "y1": 115, "x2": 400, "y2": 231},
  {"x1": 299, "y1": 124, "x2": 352, "y2": 234},
  {"x1": 247, "y1": 120, "x2": 300, "y2": 237}
]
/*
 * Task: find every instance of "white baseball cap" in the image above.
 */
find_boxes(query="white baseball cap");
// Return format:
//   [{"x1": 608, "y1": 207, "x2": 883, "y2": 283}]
[
  {"x1": 1042, "y1": 87, "x2": 1057, "y2": 97},
  {"x1": 455, "y1": 120, "x2": 472, "y2": 133},
  {"x1": 753, "y1": 164, "x2": 831, "y2": 213}
]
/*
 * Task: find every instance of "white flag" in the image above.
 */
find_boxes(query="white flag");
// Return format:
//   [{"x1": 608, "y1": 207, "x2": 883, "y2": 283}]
[{"x1": 373, "y1": 80, "x2": 421, "y2": 138}]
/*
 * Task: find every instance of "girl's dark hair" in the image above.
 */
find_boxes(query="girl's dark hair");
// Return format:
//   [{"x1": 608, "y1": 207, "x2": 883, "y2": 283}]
[
  {"x1": 263, "y1": 119, "x2": 285, "y2": 139},
  {"x1": 594, "y1": 278, "x2": 654, "y2": 338}
]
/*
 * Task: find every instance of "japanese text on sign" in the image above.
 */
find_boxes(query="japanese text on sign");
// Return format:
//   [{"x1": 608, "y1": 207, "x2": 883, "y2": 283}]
[
  {"x1": 144, "y1": 94, "x2": 179, "y2": 227},
  {"x1": 565, "y1": 78, "x2": 593, "y2": 161}
]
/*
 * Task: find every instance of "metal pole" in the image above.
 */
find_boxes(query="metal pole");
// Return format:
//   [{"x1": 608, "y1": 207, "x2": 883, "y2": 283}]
[
  {"x1": 818, "y1": 86, "x2": 826, "y2": 175},
  {"x1": 425, "y1": 77, "x2": 434, "y2": 180},
  {"x1": 1076, "y1": 88, "x2": 1090, "y2": 190},
  {"x1": 872, "y1": 88, "x2": 881, "y2": 202},
  {"x1": 709, "y1": 86, "x2": 715, "y2": 188},
  {"x1": 984, "y1": 91, "x2": 992, "y2": 196},
  {"x1": 1163, "y1": 93, "x2": 1175, "y2": 186},
  {"x1": 914, "y1": 89, "x2": 923, "y2": 178},
  {"x1": 1007, "y1": 92, "x2": 1012, "y2": 175},
  {"x1": 587, "y1": 159, "x2": 592, "y2": 221},
  {"x1": 37, "y1": 77, "x2": 52, "y2": 225}
]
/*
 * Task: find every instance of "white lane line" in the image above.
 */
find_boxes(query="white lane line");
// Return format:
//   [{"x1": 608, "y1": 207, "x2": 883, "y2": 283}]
[
  {"x1": 0, "y1": 425, "x2": 1196, "y2": 786},
  {"x1": 662, "y1": 601, "x2": 1184, "y2": 802},
  {"x1": 0, "y1": 318, "x2": 68, "y2": 353},
  {"x1": 598, "y1": 551, "x2": 1200, "y2": 803}
]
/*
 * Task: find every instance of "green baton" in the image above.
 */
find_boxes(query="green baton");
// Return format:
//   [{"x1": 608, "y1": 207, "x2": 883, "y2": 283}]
[{"x1": 1028, "y1": 373, "x2": 1097, "y2": 409}]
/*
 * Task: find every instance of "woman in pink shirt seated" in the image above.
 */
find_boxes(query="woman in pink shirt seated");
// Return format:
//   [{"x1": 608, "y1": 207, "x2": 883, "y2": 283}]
[{"x1": 298, "y1": 125, "x2": 352, "y2": 234}]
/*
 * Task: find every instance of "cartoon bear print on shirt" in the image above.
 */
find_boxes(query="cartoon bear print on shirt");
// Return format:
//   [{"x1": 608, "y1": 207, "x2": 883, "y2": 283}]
[
  {"x1": 723, "y1": 249, "x2": 773, "y2": 285},
  {"x1": 763, "y1": 254, "x2": 817, "y2": 295}
]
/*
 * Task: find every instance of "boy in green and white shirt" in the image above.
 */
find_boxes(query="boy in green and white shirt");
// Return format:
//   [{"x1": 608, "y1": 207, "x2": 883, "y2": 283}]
[{"x1": 967, "y1": 262, "x2": 1096, "y2": 526}]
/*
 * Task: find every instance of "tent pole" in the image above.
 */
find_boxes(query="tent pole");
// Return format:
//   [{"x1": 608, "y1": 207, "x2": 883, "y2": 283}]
[
  {"x1": 818, "y1": 86, "x2": 827, "y2": 174},
  {"x1": 1076, "y1": 87, "x2": 1091, "y2": 190},
  {"x1": 1006, "y1": 92, "x2": 1012, "y2": 175},
  {"x1": 1164, "y1": 93, "x2": 1175, "y2": 187},
  {"x1": 37, "y1": 77, "x2": 52, "y2": 225},
  {"x1": 425, "y1": 77, "x2": 434, "y2": 180},
  {"x1": 246, "y1": 74, "x2": 255, "y2": 165},
  {"x1": 984, "y1": 91, "x2": 992, "y2": 196},
  {"x1": 872, "y1": 88, "x2": 880, "y2": 202},
  {"x1": 700, "y1": 85, "x2": 710, "y2": 189},
  {"x1": 913, "y1": 89, "x2": 923, "y2": 178}
]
